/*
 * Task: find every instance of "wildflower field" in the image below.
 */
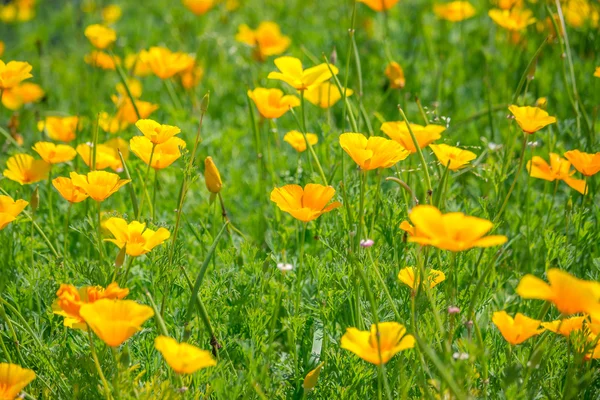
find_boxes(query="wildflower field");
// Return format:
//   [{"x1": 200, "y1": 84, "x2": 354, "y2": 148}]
[{"x1": 1, "y1": 0, "x2": 600, "y2": 398}]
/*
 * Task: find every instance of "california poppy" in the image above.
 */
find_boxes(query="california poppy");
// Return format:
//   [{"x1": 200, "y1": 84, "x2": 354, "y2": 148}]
[
  {"x1": 433, "y1": 1, "x2": 476, "y2": 22},
  {"x1": 303, "y1": 82, "x2": 353, "y2": 109},
  {"x1": 135, "y1": 119, "x2": 181, "y2": 145},
  {"x1": 509, "y1": 105, "x2": 556, "y2": 134},
  {"x1": 69, "y1": 171, "x2": 130, "y2": 202},
  {"x1": 140, "y1": 47, "x2": 195, "y2": 80},
  {"x1": 270, "y1": 183, "x2": 341, "y2": 222},
  {"x1": 38, "y1": 116, "x2": 80, "y2": 142},
  {"x1": 32, "y1": 142, "x2": 76, "y2": 164},
  {"x1": 341, "y1": 322, "x2": 414, "y2": 364},
  {"x1": 381, "y1": 122, "x2": 444, "y2": 153},
  {"x1": 3, "y1": 153, "x2": 50, "y2": 185},
  {"x1": 283, "y1": 130, "x2": 318, "y2": 153},
  {"x1": 236, "y1": 22, "x2": 291, "y2": 61},
  {"x1": 564, "y1": 150, "x2": 600, "y2": 177},
  {"x1": 204, "y1": 156, "x2": 222, "y2": 194},
  {"x1": 52, "y1": 177, "x2": 89, "y2": 203},
  {"x1": 0, "y1": 60, "x2": 32, "y2": 90},
  {"x1": 358, "y1": 0, "x2": 399, "y2": 12},
  {"x1": 84, "y1": 24, "x2": 116, "y2": 49},
  {"x1": 527, "y1": 153, "x2": 587, "y2": 194},
  {"x1": 84, "y1": 51, "x2": 120, "y2": 70},
  {"x1": 0, "y1": 363, "x2": 36, "y2": 400},
  {"x1": 0, "y1": 195, "x2": 28, "y2": 230},
  {"x1": 339, "y1": 132, "x2": 409, "y2": 170},
  {"x1": 398, "y1": 266, "x2": 446, "y2": 289},
  {"x1": 154, "y1": 336, "x2": 216, "y2": 374},
  {"x1": 488, "y1": 8, "x2": 536, "y2": 31},
  {"x1": 130, "y1": 136, "x2": 186, "y2": 170},
  {"x1": 247, "y1": 88, "x2": 300, "y2": 119},
  {"x1": 492, "y1": 311, "x2": 543, "y2": 345},
  {"x1": 268, "y1": 56, "x2": 338, "y2": 91},
  {"x1": 182, "y1": 0, "x2": 215, "y2": 15},
  {"x1": 385, "y1": 62, "x2": 405, "y2": 89},
  {"x1": 429, "y1": 144, "x2": 477, "y2": 170},
  {"x1": 1, "y1": 82, "x2": 44, "y2": 110},
  {"x1": 104, "y1": 218, "x2": 170, "y2": 256}
]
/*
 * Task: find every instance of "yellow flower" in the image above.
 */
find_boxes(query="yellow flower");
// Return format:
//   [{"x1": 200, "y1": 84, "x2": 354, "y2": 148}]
[
  {"x1": 52, "y1": 282, "x2": 129, "y2": 330},
  {"x1": 76, "y1": 143, "x2": 122, "y2": 171},
  {"x1": 52, "y1": 177, "x2": 89, "y2": 203},
  {"x1": 516, "y1": 269, "x2": 600, "y2": 317},
  {"x1": 69, "y1": 171, "x2": 130, "y2": 202},
  {"x1": 497, "y1": 0, "x2": 522, "y2": 10},
  {"x1": 398, "y1": 266, "x2": 446, "y2": 289},
  {"x1": 140, "y1": 47, "x2": 195, "y2": 80},
  {"x1": 178, "y1": 62, "x2": 204, "y2": 90},
  {"x1": 38, "y1": 116, "x2": 80, "y2": 142},
  {"x1": 341, "y1": 322, "x2": 414, "y2": 365},
  {"x1": 303, "y1": 362, "x2": 324, "y2": 391},
  {"x1": 527, "y1": 153, "x2": 587, "y2": 195},
  {"x1": 104, "y1": 218, "x2": 170, "y2": 257},
  {"x1": 102, "y1": 4, "x2": 122, "y2": 24},
  {"x1": 381, "y1": 122, "x2": 444, "y2": 153},
  {"x1": 339, "y1": 132, "x2": 409, "y2": 170},
  {"x1": 84, "y1": 51, "x2": 120, "y2": 70},
  {"x1": 130, "y1": 136, "x2": 187, "y2": 170},
  {"x1": 564, "y1": 150, "x2": 600, "y2": 177},
  {"x1": 204, "y1": 156, "x2": 222, "y2": 194},
  {"x1": 0, "y1": 60, "x2": 32, "y2": 90},
  {"x1": 508, "y1": 105, "x2": 556, "y2": 134},
  {"x1": 303, "y1": 82, "x2": 353, "y2": 109},
  {"x1": 492, "y1": 311, "x2": 543, "y2": 345},
  {"x1": 283, "y1": 131, "x2": 318, "y2": 153},
  {"x1": 247, "y1": 88, "x2": 300, "y2": 119},
  {"x1": 80, "y1": 299, "x2": 154, "y2": 347},
  {"x1": 267, "y1": 56, "x2": 338, "y2": 91},
  {"x1": 542, "y1": 316, "x2": 588, "y2": 337},
  {"x1": 235, "y1": 22, "x2": 291, "y2": 61},
  {"x1": 99, "y1": 112, "x2": 128, "y2": 134},
  {"x1": 1, "y1": 82, "x2": 44, "y2": 110},
  {"x1": 270, "y1": 183, "x2": 342, "y2": 222},
  {"x1": 0, "y1": 363, "x2": 35, "y2": 400},
  {"x1": 3, "y1": 153, "x2": 50, "y2": 185},
  {"x1": 0, "y1": 195, "x2": 28, "y2": 230},
  {"x1": 125, "y1": 53, "x2": 152, "y2": 77},
  {"x1": 154, "y1": 336, "x2": 216, "y2": 374},
  {"x1": 116, "y1": 78, "x2": 142, "y2": 99},
  {"x1": 595, "y1": 67, "x2": 600, "y2": 78},
  {"x1": 488, "y1": 8, "x2": 536, "y2": 31},
  {"x1": 406, "y1": 205, "x2": 507, "y2": 251},
  {"x1": 115, "y1": 97, "x2": 159, "y2": 124},
  {"x1": 358, "y1": 0, "x2": 399, "y2": 12},
  {"x1": 182, "y1": 0, "x2": 215, "y2": 15},
  {"x1": 429, "y1": 144, "x2": 477, "y2": 170},
  {"x1": 32, "y1": 142, "x2": 76, "y2": 164},
  {"x1": 385, "y1": 61, "x2": 405, "y2": 89},
  {"x1": 135, "y1": 119, "x2": 181, "y2": 144},
  {"x1": 433, "y1": 1, "x2": 476, "y2": 22},
  {"x1": 84, "y1": 24, "x2": 116, "y2": 49}
]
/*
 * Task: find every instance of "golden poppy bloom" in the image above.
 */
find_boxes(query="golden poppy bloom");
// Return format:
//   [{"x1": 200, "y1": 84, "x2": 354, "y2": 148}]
[
  {"x1": 3, "y1": 153, "x2": 50, "y2": 185},
  {"x1": 69, "y1": 171, "x2": 130, "y2": 202},
  {"x1": 1, "y1": 82, "x2": 44, "y2": 110},
  {"x1": 488, "y1": 8, "x2": 536, "y2": 32},
  {"x1": 84, "y1": 51, "x2": 120, "y2": 70},
  {"x1": 0, "y1": 195, "x2": 28, "y2": 230},
  {"x1": 399, "y1": 220, "x2": 415, "y2": 236},
  {"x1": 135, "y1": 119, "x2": 181, "y2": 144},
  {"x1": 595, "y1": 67, "x2": 600, "y2": 78},
  {"x1": 542, "y1": 316, "x2": 588, "y2": 337},
  {"x1": 178, "y1": 62, "x2": 204, "y2": 90},
  {"x1": 38, "y1": 116, "x2": 80, "y2": 142},
  {"x1": 130, "y1": 136, "x2": 186, "y2": 170},
  {"x1": 247, "y1": 88, "x2": 300, "y2": 119},
  {"x1": 398, "y1": 266, "x2": 446, "y2": 289},
  {"x1": 433, "y1": 1, "x2": 476, "y2": 22},
  {"x1": 235, "y1": 22, "x2": 291, "y2": 61},
  {"x1": 384, "y1": 61, "x2": 405, "y2": 89},
  {"x1": 104, "y1": 218, "x2": 171, "y2": 257},
  {"x1": 508, "y1": 105, "x2": 556, "y2": 134},
  {"x1": 80, "y1": 299, "x2": 154, "y2": 347},
  {"x1": 102, "y1": 4, "x2": 122, "y2": 24},
  {"x1": 358, "y1": 0, "x2": 399, "y2": 12},
  {"x1": 0, "y1": 60, "x2": 32, "y2": 90},
  {"x1": 303, "y1": 362, "x2": 324, "y2": 391},
  {"x1": 270, "y1": 183, "x2": 342, "y2": 222},
  {"x1": 497, "y1": 0, "x2": 522, "y2": 10},
  {"x1": 53, "y1": 282, "x2": 129, "y2": 329},
  {"x1": 429, "y1": 144, "x2": 477, "y2": 170},
  {"x1": 267, "y1": 56, "x2": 339, "y2": 91},
  {"x1": 115, "y1": 78, "x2": 142, "y2": 99},
  {"x1": 303, "y1": 82, "x2": 353, "y2": 109},
  {"x1": 125, "y1": 53, "x2": 152, "y2": 77},
  {"x1": 341, "y1": 322, "x2": 414, "y2": 365},
  {"x1": 527, "y1": 153, "x2": 587, "y2": 195},
  {"x1": 52, "y1": 177, "x2": 89, "y2": 203},
  {"x1": 204, "y1": 156, "x2": 222, "y2": 194},
  {"x1": 564, "y1": 150, "x2": 600, "y2": 177},
  {"x1": 406, "y1": 205, "x2": 507, "y2": 251},
  {"x1": 0, "y1": 363, "x2": 35, "y2": 400},
  {"x1": 76, "y1": 143, "x2": 122, "y2": 171},
  {"x1": 115, "y1": 97, "x2": 159, "y2": 124},
  {"x1": 84, "y1": 24, "x2": 116, "y2": 49},
  {"x1": 284, "y1": 131, "x2": 318, "y2": 153},
  {"x1": 492, "y1": 311, "x2": 543, "y2": 345},
  {"x1": 140, "y1": 47, "x2": 195, "y2": 80},
  {"x1": 154, "y1": 336, "x2": 217, "y2": 374},
  {"x1": 32, "y1": 142, "x2": 76, "y2": 164},
  {"x1": 182, "y1": 0, "x2": 215, "y2": 15},
  {"x1": 381, "y1": 122, "x2": 444, "y2": 153},
  {"x1": 339, "y1": 132, "x2": 409, "y2": 170},
  {"x1": 99, "y1": 112, "x2": 128, "y2": 134},
  {"x1": 517, "y1": 269, "x2": 600, "y2": 317}
]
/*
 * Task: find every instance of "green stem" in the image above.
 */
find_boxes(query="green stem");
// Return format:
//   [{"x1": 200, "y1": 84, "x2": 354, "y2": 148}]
[
  {"x1": 137, "y1": 143, "x2": 156, "y2": 220},
  {"x1": 96, "y1": 201, "x2": 104, "y2": 267},
  {"x1": 298, "y1": 92, "x2": 328, "y2": 185},
  {"x1": 398, "y1": 107, "x2": 432, "y2": 200},
  {"x1": 88, "y1": 329, "x2": 113, "y2": 400},
  {"x1": 494, "y1": 134, "x2": 527, "y2": 223}
]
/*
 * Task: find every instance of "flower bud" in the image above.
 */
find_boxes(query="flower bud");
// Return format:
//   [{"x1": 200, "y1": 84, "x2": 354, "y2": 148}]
[
  {"x1": 30, "y1": 186, "x2": 40, "y2": 213},
  {"x1": 204, "y1": 156, "x2": 222, "y2": 194}
]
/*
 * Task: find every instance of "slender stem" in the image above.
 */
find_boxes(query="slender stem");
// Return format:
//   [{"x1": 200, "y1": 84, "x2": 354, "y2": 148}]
[
  {"x1": 63, "y1": 203, "x2": 72, "y2": 259},
  {"x1": 137, "y1": 143, "x2": 156, "y2": 220},
  {"x1": 294, "y1": 223, "x2": 308, "y2": 314},
  {"x1": 298, "y1": 92, "x2": 328, "y2": 185},
  {"x1": 398, "y1": 107, "x2": 432, "y2": 200},
  {"x1": 88, "y1": 329, "x2": 113, "y2": 400},
  {"x1": 494, "y1": 134, "x2": 528, "y2": 223},
  {"x1": 356, "y1": 170, "x2": 367, "y2": 251},
  {"x1": 96, "y1": 201, "x2": 104, "y2": 266},
  {"x1": 110, "y1": 50, "x2": 141, "y2": 120}
]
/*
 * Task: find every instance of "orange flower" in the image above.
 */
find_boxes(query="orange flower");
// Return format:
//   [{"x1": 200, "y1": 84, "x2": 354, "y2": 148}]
[
  {"x1": 130, "y1": 136, "x2": 187, "y2": 170},
  {"x1": 38, "y1": 116, "x2": 80, "y2": 142},
  {"x1": 98, "y1": 112, "x2": 128, "y2": 134},
  {"x1": 80, "y1": 299, "x2": 154, "y2": 347},
  {"x1": 204, "y1": 156, "x2": 222, "y2": 194},
  {"x1": 155, "y1": 336, "x2": 216, "y2": 374},
  {"x1": 76, "y1": 143, "x2": 122, "y2": 171},
  {"x1": 303, "y1": 82, "x2": 353, "y2": 109},
  {"x1": 69, "y1": 171, "x2": 130, "y2": 202},
  {"x1": 516, "y1": 269, "x2": 600, "y2": 317},
  {"x1": 380, "y1": 122, "x2": 444, "y2": 153},
  {"x1": 268, "y1": 56, "x2": 338, "y2": 91},
  {"x1": 115, "y1": 78, "x2": 142, "y2": 99},
  {"x1": 247, "y1": 88, "x2": 300, "y2": 119},
  {"x1": 125, "y1": 53, "x2": 152, "y2": 77},
  {"x1": 429, "y1": 144, "x2": 477, "y2": 170},
  {"x1": 270, "y1": 183, "x2": 342, "y2": 222},
  {"x1": 0, "y1": 60, "x2": 32, "y2": 90},
  {"x1": 542, "y1": 315, "x2": 588, "y2": 337},
  {"x1": 3, "y1": 153, "x2": 50, "y2": 185},
  {"x1": 84, "y1": 24, "x2": 116, "y2": 49},
  {"x1": 385, "y1": 62, "x2": 405, "y2": 89},
  {"x1": 178, "y1": 62, "x2": 204, "y2": 90},
  {"x1": 488, "y1": 8, "x2": 536, "y2": 31},
  {"x1": 595, "y1": 67, "x2": 600, "y2": 78},
  {"x1": 492, "y1": 311, "x2": 543, "y2": 345},
  {"x1": 339, "y1": 132, "x2": 409, "y2": 170},
  {"x1": 135, "y1": 119, "x2": 181, "y2": 144},
  {"x1": 52, "y1": 177, "x2": 89, "y2": 203},
  {"x1": 140, "y1": 47, "x2": 195, "y2": 80},
  {"x1": 433, "y1": 1, "x2": 476, "y2": 22},
  {"x1": 52, "y1": 282, "x2": 129, "y2": 329},
  {"x1": 235, "y1": 22, "x2": 291, "y2": 61},
  {"x1": 564, "y1": 150, "x2": 600, "y2": 177},
  {"x1": 114, "y1": 97, "x2": 159, "y2": 124},
  {"x1": 358, "y1": 0, "x2": 399, "y2": 12},
  {"x1": 527, "y1": 153, "x2": 587, "y2": 194},
  {"x1": 182, "y1": 0, "x2": 215, "y2": 15},
  {"x1": 0, "y1": 363, "x2": 35, "y2": 400},
  {"x1": 406, "y1": 205, "x2": 507, "y2": 251},
  {"x1": 32, "y1": 142, "x2": 76, "y2": 164},
  {"x1": 0, "y1": 195, "x2": 28, "y2": 230},
  {"x1": 398, "y1": 266, "x2": 445, "y2": 289},
  {"x1": 1, "y1": 82, "x2": 44, "y2": 110},
  {"x1": 84, "y1": 51, "x2": 120, "y2": 70},
  {"x1": 509, "y1": 105, "x2": 556, "y2": 134},
  {"x1": 104, "y1": 218, "x2": 171, "y2": 257},
  {"x1": 283, "y1": 130, "x2": 318, "y2": 153},
  {"x1": 341, "y1": 322, "x2": 414, "y2": 365}
]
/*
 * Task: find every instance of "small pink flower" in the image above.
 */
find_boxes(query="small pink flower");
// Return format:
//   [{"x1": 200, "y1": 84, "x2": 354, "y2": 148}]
[
  {"x1": 360, "y1": 239, "x2": 374, "y2": 248},
  {"x1": 448, "y1": 306, "x2": 460, "y2": 314}
]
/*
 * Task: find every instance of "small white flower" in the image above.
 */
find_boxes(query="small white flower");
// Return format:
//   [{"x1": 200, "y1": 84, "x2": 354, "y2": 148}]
[{"x1": 277, "y1": 263, "x2": 293, "y2": 272}]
